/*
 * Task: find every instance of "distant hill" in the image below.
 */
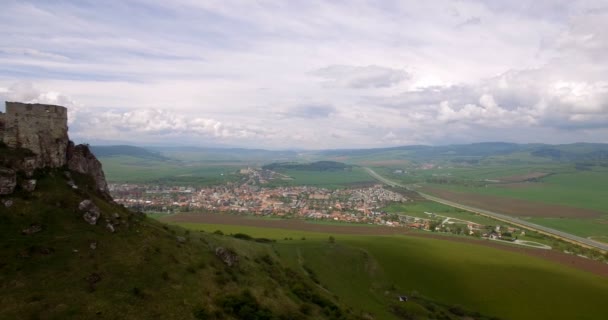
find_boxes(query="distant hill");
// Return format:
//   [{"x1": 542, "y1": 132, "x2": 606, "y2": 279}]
[
  {"x1": 263, "y1": 161, "x2": 352, "y2": 172},
  {"x1": 317, "y1": 142, "x2": 608, "y2": 165},
  {"x1": 91, "y1": 145, "x2": 169, "y2": 160},
  {"x1": 147, "y1": 146, "x2": 299, "y2": 162}
]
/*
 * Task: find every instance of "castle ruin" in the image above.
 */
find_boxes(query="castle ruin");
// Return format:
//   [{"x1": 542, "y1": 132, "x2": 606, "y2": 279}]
[
  {"x1": 0, "y1": 102, "x2": 109, "y2": 196},
  {"x1": 0, "y1": 102, "x2": 69, "y2": 168}
]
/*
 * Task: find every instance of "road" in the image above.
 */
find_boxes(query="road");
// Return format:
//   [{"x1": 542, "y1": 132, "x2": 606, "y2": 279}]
[{"x1": 364, "y1": 167, "x2": 608, "y2": 252}]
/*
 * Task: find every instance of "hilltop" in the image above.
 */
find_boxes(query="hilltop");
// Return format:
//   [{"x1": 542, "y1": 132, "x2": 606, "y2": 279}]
[{"x1": 0, "y1": 102, "x2": 357, "y2": 319}]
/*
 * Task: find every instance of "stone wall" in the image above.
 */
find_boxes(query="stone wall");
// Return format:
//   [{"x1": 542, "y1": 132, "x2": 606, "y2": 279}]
[{"x1": 2, "y1": 102, "x2": 69, "y2": 168}]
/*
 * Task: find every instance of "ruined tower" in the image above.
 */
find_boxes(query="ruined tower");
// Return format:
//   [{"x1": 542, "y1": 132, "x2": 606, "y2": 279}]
[{"x1": 1, "y1": 102, "x2": 69, "y2": 168}]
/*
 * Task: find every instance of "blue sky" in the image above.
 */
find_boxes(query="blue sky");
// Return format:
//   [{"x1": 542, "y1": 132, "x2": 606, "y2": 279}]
[{"x1": 1, "y1": 0, "x2": 607, "y2": 149}]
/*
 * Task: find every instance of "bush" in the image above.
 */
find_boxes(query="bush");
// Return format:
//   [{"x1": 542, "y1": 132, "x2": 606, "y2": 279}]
[
  {"x1": 254, "y1": 238, "x2": 275, "y2": 243},
  {"x1": 233, "y1": 233, "x2": 253, "y2": 240},
  {"x1": 193, "y1": 307, "x2": 210, "y2": 320},
  {"x1": 213, "y1": 230, "x2": 224, "y2": 236},
  {"x1": 217, "y1": 290, "x2": 275, "y2": 320}
]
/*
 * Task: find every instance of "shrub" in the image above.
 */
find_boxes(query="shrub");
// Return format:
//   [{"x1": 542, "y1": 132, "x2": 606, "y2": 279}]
[
  {"x1": 217, "y1": 290, "x2": 275, "y2": 320},
  {"x1": 193, "y1": 307, "x2": 210, "y2": 320},
  {"x1": 233, "y1": 233, "x2": 253, "y2": 240}
]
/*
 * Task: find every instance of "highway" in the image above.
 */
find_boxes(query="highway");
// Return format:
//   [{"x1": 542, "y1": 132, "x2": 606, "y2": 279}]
[{"x1": 364, "y1": 167, "x2": 608, "y2": 252}]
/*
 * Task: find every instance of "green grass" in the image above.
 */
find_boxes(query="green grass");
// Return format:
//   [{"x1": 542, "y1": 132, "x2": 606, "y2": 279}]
[
  {"x1": 176, "y1": 222, "x2": 608, "y2": 320},
  {"x1": 99, "y1": 156, "x2": 241, "y2": 185},
  {"x1": 524, "y1": 217, "x2": 608, "y2": 238},
  {"x1": 385, "y1": 164, "x2": 608, "y2": 239},
  {"x1": 383, "y1": 201, "x2": 500, "y2": 226},
  {"x1": 266, "y1": 167, "x2": 376, "y2": 188},
  {"x1": 0, "y1": 170, "x2": 358, "y2": 320},
  {"x1": 416, "y1": 166, "x2": 608, "y2": 213},
  {"x1": 303, "y1": 220, "x2": 377, "y2": 227}
]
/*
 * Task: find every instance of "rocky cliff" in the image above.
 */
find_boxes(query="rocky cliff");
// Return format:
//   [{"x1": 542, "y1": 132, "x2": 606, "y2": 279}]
[{"x1": 67, "y1": 142, "x2": 110, "y2": 196}]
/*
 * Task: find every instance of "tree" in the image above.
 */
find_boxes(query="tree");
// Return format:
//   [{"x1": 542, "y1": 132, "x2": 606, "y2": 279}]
[{"x1": 328, "y1": 236, "x2": 335, "y2": 243}]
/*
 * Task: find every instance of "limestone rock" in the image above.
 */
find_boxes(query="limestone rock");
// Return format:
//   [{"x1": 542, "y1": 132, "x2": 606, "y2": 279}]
[
  {"x1": 67, "y1": 142, "x2": 109, "y2": 196},
  {"x1": 79, "y1": 200, "x2": 101, "y2": 225},
  {"x1": 21, "y1": 224, "x2": 42, "y2": 235},
  {"x1": 215, "y1": 247, "x2": 238, "y2": 267},
  {"x1": 176, "y1": 236, "x2": 187, "y2": 244},
  {"x1": 0, "y1": 167, "x2": 16, "y2": 195},
  {"x1": 21, "y1": 179, "x2": 36, "y2": 192},
  {"x1": 106, "y1": 223, "x2": 115, "y2": 233},
  {"x1": 89, "y1": 241, "x2": 97, "y2": 250},
  {"x1": 15, "y1": 157, "x2": 37, "y2": 178},
  {"x1": 2, "y1": 199, "x2": 13, "y2": 207}
]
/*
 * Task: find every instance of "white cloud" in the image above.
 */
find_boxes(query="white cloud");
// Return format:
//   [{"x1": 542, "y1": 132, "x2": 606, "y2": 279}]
[
  {"x1": 1, "y1": 1, "x2": 607, "y2": 148},
  {"x1": 312, "y1": 65, "x2": 410, "y2": 89}
]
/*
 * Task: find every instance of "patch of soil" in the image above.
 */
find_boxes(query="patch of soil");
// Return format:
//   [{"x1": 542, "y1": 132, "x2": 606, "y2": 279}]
[{"x1": 421, "y1": 187, "x2": 602, "y2": 218}]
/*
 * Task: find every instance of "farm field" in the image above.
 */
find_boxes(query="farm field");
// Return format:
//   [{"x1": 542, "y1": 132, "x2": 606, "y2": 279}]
[
  {"x1": 427, "y1": 168, "x2": 608, "y2": 212},
  {"x1": 99, "y1": 156, "x2": 241, "y2": 185},
  {"x1": 419, "y1": 187, "x2": 604, "y2": 218},
  {"x1": 265, "y1": 167, "x2": 376, "y2": 188},
  {"x1": 524, "y1": 217, "x2": 608, "y2": 239},
  {"x1": 382, "y1": 201, "x2": 502, "y2": 226},
  {"x1": 166, "y1": 215, "x2": 608, "y2": 320}
]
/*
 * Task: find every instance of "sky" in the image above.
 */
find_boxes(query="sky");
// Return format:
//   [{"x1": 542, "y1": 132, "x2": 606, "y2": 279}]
[{"x1": 1, "y1": 0, "x2": 607, "y2": 149}]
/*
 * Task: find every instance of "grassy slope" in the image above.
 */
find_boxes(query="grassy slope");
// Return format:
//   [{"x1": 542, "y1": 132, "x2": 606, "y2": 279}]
[
  {"x1": 174, "y1": 222, "x2": 608, "y2": 320},
  {"x1": 0, "y1": 171, "x2": 357, "y2": 320}
]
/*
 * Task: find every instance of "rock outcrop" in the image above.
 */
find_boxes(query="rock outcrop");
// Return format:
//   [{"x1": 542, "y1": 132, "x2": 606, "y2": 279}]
[
  {"x1": 215, "y1": 247, "x2": 239, "y2": 267},
  {"x1": 67, "y1": 142, "x2": 109, "y2": 196},
  {"x1": 0, "y1": 168, "x2": 16, "y2": 195},
  {"x1": 79, "y1": 200, "x2": 101, "y2": 225},
  {"x1": 21, "y1": 179, "x2": 36, "y2": 192}
]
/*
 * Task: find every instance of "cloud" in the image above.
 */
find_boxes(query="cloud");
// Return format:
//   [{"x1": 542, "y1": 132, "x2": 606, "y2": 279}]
[
  {"x1": 456, "y1": 17, "x2": 481, "y2": 28},
  {"x1": 282, "y1": 104, "x2": 336, "y2": 119},
  {"x1": 0, "y1": 81, "x2": 81, "y2": 124},
  {"x1": 1, "y1": 1, "x2": 608, "y2": 148},
  {"x1": 312, "y1": 65, "x2": 410, "y2": 89}
]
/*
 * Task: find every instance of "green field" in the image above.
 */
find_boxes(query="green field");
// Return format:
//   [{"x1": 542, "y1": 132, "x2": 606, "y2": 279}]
[
  {"x1": 382, "y1": 201, "x2": 501, "y2": 226},
  {"x1": 99, "y1": 156, "x2": 241, "y2": 185},
  {"x1": 524, "y1": 216, "x2": 608, "y2": 239},
  {"x1": 379, "y1": 164, "x2": 608, "y2": 240},
  {"x1": 173, "y1": 221, "x2": 608, "y2": 320},
  {"x1": 266, "y1": 167, "x2": 376, "y2": 188},
  {"x1": 419, "y1": 166, "x2": 608, "y2": 213}
]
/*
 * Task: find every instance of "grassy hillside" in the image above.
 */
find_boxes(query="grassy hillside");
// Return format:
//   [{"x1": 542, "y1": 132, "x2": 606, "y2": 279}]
[
  {"x1": 0, "y1": 170, "x2": 360, "y2": 320},
  {"x1": 172, "y1": 221, "x2": 608, "y2": 320}
]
